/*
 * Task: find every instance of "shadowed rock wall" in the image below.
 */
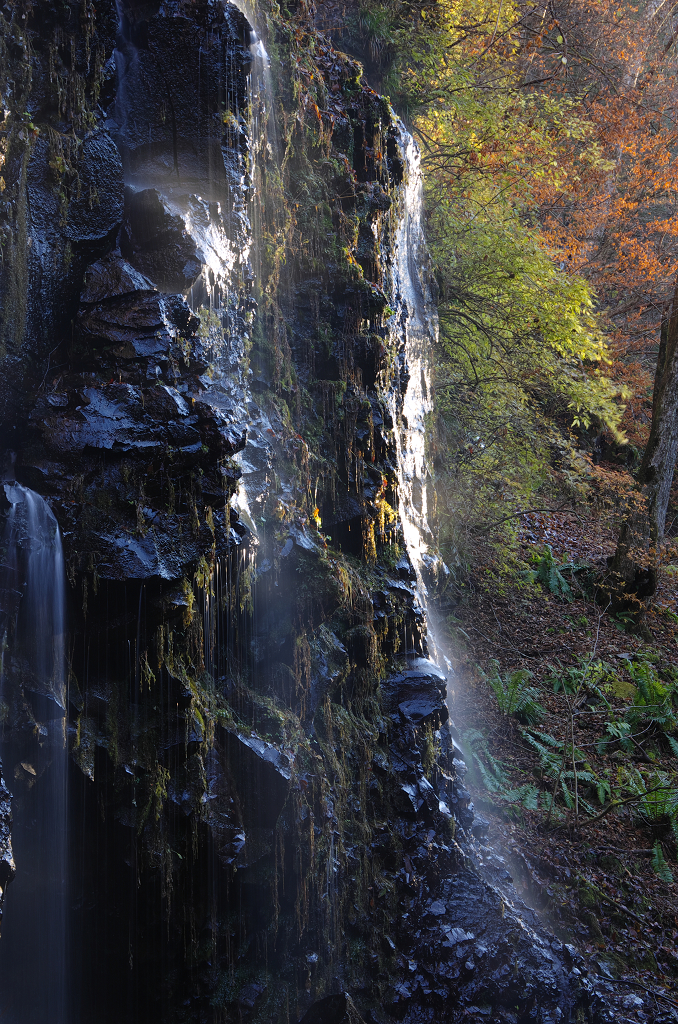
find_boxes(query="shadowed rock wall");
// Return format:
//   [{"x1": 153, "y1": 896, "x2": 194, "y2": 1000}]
[
  {"x1": 0, "y1": 770, "x2": 14, "y2": 930},
  {"x1": 0, "y1": 1, "x2": 604, "y2": 1022}
]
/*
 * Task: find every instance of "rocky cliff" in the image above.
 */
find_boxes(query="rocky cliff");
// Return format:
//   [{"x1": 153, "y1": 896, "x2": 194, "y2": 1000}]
[{"x1": 0, "y1": 1, "x2": 606, "y2": 1021}]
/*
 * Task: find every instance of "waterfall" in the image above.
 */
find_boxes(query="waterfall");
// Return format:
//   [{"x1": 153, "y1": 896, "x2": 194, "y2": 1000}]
[
  {"x1": 0, "y1": 484, "x2": 68, "y2": 1024},
  {"x1": 389, "y1": 128, "x2": 442, "y2": 660},
  {"x1": 248, "y1": 28, "x2": 280, "y2": 291}
]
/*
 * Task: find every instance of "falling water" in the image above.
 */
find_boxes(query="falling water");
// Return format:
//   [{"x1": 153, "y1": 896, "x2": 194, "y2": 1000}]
[
  {"x1": 248, "y1": 29, "x2": 279, "y2": 288},
  {"x1": 249, "y1": 31, "x2": 280, "y2": 163},
  {"x1": 197, "y1": 4, "x2": 281, "y2": 686},
  {"x1": 112, "y1": 0, "x2": 137, "y2": 178},
  {"x1": 388, "y1": 128, "x2": 442, "y2": 659},
  {"x1": 0, "y1": 484, "x2": 68, "y2": 1024}
]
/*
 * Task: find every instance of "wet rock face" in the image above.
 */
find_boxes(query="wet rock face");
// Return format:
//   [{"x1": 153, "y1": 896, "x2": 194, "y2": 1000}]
[
  {"x1": 390, "y1": 865, "x2": 578, "y2": 1023},
  {"x1": 112, "y1": 0, "x2": 252, "y2": 304},
  {"x1": 121, "y1": 187, "x2": 203, "y2": 292},
  {"x1": 0, "y1": 124, "x2": 124, "y2": 430},
  {"x1": 0, "y1": 8, "x2": 256, "y2": 1011},
  {"x1": 300, "y1": 993, "x2": 368, "y2": 1024},
  {"x1": 80, "y1": 252, "x2": 156, "y2": 304},
  {"x1": 76, "y1": 289, "x2": 197, "y2": 365},
  {"x1": 113, "y1": 0, "x2": 251, "y2": 183},
  {"x1": 384, "y1": 659, "x2": 449, "y2": 730},
  {"x1": 18, "y1": 263, "x2": 245, "y2": 583},
  {"x1": 0, "y1": 0, "x2": 124, "y2": 427},
  {"x1": 0, "y1": 5, "x2": 603, "y2": 1024},
  {"x1": 0, "y1": 770, "x2": 14, "y2": 932},
  {"x1": 62, "y1": 131, "x2": 126, "y2": 245},
  {"x1": 0, "y1": 0, "x2": 254, "y2": 586}
]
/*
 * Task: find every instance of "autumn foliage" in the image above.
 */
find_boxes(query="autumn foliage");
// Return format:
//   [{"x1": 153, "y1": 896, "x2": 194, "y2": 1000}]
[
  {"x1": 337, "y1": 0, "x2": 677, "y2": 578},
  {"x1": 523, "y1": 1, "x2": 678, "y2": 438}
]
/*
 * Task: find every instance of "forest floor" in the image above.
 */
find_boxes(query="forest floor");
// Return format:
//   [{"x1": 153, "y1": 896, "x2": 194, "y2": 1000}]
[{"x1": 439, "y1": 505, "x2": 678, "y2": 1022}]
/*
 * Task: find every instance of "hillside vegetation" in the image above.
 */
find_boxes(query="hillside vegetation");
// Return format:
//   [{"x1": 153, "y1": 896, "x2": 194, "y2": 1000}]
[{"x1": 332, "y1": 0, "x2": 678, "y2": 998}]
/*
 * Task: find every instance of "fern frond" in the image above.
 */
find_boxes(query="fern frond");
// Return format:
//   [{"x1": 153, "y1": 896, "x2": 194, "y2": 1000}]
[{"x1": 652, "y1": 842, "x2": 673, "y2": 883}]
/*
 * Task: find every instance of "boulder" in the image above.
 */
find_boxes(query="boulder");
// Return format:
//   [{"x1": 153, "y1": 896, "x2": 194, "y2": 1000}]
[
  {"x1": 64, "y1": 130, "x2": 125, "y2": 245},
  {"x1": 76, "y1": 292, "x2": 198, "y2": 360},
  {"x1": 80, "y1": 252, "x2": 156, "y2": 304},
  {"x1": 88, "y1": 529, "x2": 189, "y2": 583},
  {"x1": 383, "y1": 658, "x2": 448, "y2": 729}
]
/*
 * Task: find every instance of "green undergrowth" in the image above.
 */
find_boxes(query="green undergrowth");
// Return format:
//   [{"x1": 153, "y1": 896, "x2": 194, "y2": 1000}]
[{"x1": 459, "y1": 616, "x2": 678, "y2": 876}]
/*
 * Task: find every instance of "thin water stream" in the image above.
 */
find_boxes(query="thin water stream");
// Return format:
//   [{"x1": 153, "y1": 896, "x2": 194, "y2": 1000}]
[
  {"x1": 0, "y1": 484, "x2": 68, "y2": 1024},
  {"x1": 387, "y1": 127, "x2": 447, "y2": 668}
]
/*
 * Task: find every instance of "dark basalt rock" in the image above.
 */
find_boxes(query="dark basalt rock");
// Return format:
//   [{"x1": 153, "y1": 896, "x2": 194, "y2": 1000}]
[
  {"x1": 76, "y1": 291, "x2": 199, "y2": 362},
  {"x1": 80, "y1": 253, "x2": 156, "y2": 304},
  {"x1": 121, "y1": 187, "x2": 203, "y2": 293},
  {"x1": 0, "y1": 126, "x2": 125, "y2": 430},
  {"x1": 300, "y1": 993, "x2": 368, "y2": 1024},
  {"x1": 389, "y1": 862, "x2": 591, "y2": 1023},
  {"x1": 64, "y1": 130, "x2": 125, "y2": 245},
  {"x1": 384, "y1": 658, "x2": 448, "y2": 729},
  {"x1": 29, "y1": 377, "x2": 230, "y2": 469},
  {"x1": 0, "y1": 768, "x2": 14, "y2": 931},
  {"x1": 162, "y1": 731, "x2": 295, "y2": 871},
  {"x1": 220, "y1": 729, "x2": 293, "y2": 830},
  {"x1": 92, "y1": 530, "x2": 188, "y2": 582},
  {"x1": 112, "y1": 0, "x2": 251, "y2": 196}
]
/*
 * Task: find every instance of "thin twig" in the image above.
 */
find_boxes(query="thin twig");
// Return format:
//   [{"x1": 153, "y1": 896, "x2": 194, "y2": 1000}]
[
  {"x1": 580, "y1": 875, "x2": 649, "y2": 926},
  {"x1": 570, "y1": 692, "x2": 579, "y2": 825},
  {"x1": 38, "y1": 345, "x2": 61, "y2": 392},
  {"x1": 480, "y1": 505, "x2": 586, "y2": 533},
  {"x1": 578, "y1": 785, "x2": 667, "y2": 827},
  {"x1": 593, "y1": 847, "x2": 655, "y2": 856},
  {"x1": 618, "y1": 977, "x2": 678, "y2": 1012},
  {"x1": 466, "y1": 624, "x2": 560, "y2": 658}
]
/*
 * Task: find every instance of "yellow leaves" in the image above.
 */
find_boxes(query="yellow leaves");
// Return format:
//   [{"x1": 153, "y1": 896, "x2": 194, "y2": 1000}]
[{"x1": 392, "y1": 0, "x2": 641, "y2": 443}]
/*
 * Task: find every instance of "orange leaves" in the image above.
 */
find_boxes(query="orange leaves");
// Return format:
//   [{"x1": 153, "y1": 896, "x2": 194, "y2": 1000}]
[
  {"x1": 604, "y1": 355, "x2": 653, "y2": 449},
  {"x1": 487, "y1": 0, "x2": 678, "y2": 447},
  {"x1": 518, "y1": 2, "x2": 678, "y2": 369}
]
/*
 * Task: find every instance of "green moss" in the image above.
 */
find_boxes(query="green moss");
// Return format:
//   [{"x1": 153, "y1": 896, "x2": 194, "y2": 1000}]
[{"x1": 0, "y1": 134, "x2": 32, "y2": 359}]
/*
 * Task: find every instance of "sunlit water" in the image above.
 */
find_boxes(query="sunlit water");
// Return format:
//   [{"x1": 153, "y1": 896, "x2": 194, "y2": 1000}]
[{"x1": 388, "y1": 128, "x2": 445, "y2": 664}]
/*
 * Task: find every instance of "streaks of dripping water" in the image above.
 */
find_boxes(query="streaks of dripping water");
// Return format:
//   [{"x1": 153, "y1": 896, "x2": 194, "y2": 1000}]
[{"x1": 0, "y1": 483, "x2": 68, "y2": 1024}]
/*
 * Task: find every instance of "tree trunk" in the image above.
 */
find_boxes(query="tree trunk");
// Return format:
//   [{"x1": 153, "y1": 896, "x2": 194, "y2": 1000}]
[{"x1": 610, "y1": 275, "x2": 678, "y2": 606}]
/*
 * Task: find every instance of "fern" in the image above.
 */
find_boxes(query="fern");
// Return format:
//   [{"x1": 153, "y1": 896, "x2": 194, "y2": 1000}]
[
  {"x1": 524, "y1": 730, "x2": 604, "y2": 811},
  {"x1": 597, "y1": 718, "x2": 634, "y2": 755},
  {"x1": 561, "y1": 778, "x2": 574, "y2": 809},
  {"x1": 524, "y1": 729, "x2": 562, "y2": 777},
  {"x1": 483, "y1": 660, "x2": 544, "y2": 724},
  {"x1": 524, "y1": 545, "x2": 589, "y2": 602},
  {"x1": 503, "y1": 784, "x2": 540, "y2": 810},
  {"x1": 462, "y1": 727, "x2": 507, "y2": 794},
  {"x1": 623, "y1": 769, "x2": 678, "y2": 842},
  {"x1": 652, "y1": 842, "x2": 673, "y2": 883},
  {"x1": 548, "y1": 657, "x2": 617, "y2": 698},
  {"x1": 596, "y1": 778, "x2": 612, "y2": 806},
  {"x1": 461, "y1": 728, "x2": 539, "y2": 810}
]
